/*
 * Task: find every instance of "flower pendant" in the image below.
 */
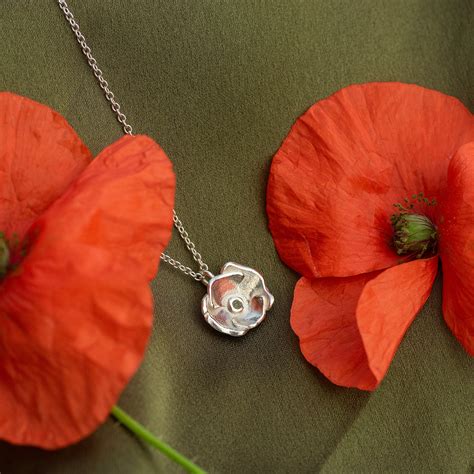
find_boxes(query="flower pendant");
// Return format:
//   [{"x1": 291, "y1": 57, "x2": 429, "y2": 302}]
[{"x1": 201, "y1": 262, "x2": 274, "y2": 337}]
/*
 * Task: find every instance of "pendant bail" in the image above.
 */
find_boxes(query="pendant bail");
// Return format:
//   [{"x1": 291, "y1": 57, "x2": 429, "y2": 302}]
[{"x1": 201, "y1": 270, "x2": 214, "y2": 286}]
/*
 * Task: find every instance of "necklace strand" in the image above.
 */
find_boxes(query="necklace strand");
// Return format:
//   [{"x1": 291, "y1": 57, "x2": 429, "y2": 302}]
[{"x1": 57, "y1": 0, "x2": 212, "y2": 283}]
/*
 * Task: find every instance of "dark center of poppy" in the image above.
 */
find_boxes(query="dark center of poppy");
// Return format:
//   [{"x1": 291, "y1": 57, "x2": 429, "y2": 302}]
[
  {"x1": 0, "y1": 232, "x2": 28, "y2": 279},
  {"x1": 391, "y1": 193, "x2": 438, "y2": 259},
  {"x1": 0, "y1": 234, "x2": 10, "y2": 278}
]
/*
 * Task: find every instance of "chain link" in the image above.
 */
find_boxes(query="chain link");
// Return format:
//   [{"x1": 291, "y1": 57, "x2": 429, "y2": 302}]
[
  {"x1": 160, "y1": 211, "x2": 212, "y2": 283},
  {"x1": 57, "y1": 0, "x2": 211, "y2": 283},
  {"x1": 57, "y1": 0, "x2": 133, "y2": 135}
]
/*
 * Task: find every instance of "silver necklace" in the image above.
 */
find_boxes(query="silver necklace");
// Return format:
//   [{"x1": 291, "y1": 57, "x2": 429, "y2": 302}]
[{"x1": 57, "y1": 0, "x2": 274, "y2": 337}]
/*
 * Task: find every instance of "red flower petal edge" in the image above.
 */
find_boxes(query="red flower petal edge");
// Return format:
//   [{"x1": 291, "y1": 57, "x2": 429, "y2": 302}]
[
  {"x1": 291, "y1": 271, "x2": 381, "y2": 390},
  {"x1": 291, "y1": 258, "x2": 438, "y2": 391},
  {"x1": 0, "y1": 92, "x2": 92, "y2": 240},
  {"x1": 267, "y1": 83, "x2": 474, "y2": 279},
  {"x1": 37, "y1": 134, "x2": 176, "y2": 281},
  {"x1": 438, "y1": 142, "x2": 474, "y2": 355},
  {"x1": 0, "y1": 129, "x2": 175, "y2": 446},
  {"x1": 270, "y1": 82, "x2": 474, "y2": 390}
]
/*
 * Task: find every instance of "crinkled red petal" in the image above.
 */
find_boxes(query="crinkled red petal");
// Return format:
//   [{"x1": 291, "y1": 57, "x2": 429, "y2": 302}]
[
  {"x1": 0, "y1": 92, "x2": 92, "y2": 239},
  {"x1": 291, "y1": 257, "x2": 438, "y2": 390},
  {"x1": 438, "y1": 142, "x2": 474, "y2": 355},
  {"x1": 291, "y1": 273, "x2": 381, "y2": 390},
  {"x1": 268, "y1": 83, "x2": 473, "y2": 278},
  {"x1": 0, "y1": 135, "x2": 175, "y2": 448},
  {"x1": 356, "y1": 257, "x2": 438, "y2": 382}
]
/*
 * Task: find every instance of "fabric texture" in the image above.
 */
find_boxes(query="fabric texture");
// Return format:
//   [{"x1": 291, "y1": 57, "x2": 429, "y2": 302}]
[{"x1": 0, "y1": 0, "x2": 473, "y2": 472}]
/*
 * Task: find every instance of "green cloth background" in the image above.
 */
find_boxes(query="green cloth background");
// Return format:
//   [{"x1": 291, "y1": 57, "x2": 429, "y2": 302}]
[{"x1": 0, "y1": 1, "x2": 473, "y2": 472}]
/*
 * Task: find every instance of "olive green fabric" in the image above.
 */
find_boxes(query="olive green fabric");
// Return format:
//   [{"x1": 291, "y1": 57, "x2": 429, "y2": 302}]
[{"x1": 0, "y1": 1, "x2": 473, "y2": 472}]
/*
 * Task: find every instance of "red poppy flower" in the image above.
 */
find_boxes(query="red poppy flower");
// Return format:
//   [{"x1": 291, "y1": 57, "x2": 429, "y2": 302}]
[
  {"x1": 267, "y1": 82, "x2": 474, "y2": 390},
  {"x1": 0, "y1": 93, "x2": 175, "y2": 447}
]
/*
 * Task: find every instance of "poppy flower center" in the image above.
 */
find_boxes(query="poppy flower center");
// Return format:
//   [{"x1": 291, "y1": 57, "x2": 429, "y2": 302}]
[
  {"x1": 391, "y1": 213, "x2": 438, "y2": 258},
  {"x1": 390, "y1": 193, "x2": 438, "y2": 259},
  {"x1": 0, "y1": 232, "x2": 28, "y2": 279},
  {"x1": 0, "y1": 234, "x2": 10, "y2": 278}
]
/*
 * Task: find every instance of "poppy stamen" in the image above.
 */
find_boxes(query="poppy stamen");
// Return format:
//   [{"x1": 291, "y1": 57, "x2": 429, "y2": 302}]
[
  {"x1": 0, "y1": 233, "x2": 10, "y2": 278},
  {"x1": 0, "y1": 232, "x2": 28, "y2": 278},
  {"x1": 391, "y1": 194, "x2": 438, "y2": 259}
]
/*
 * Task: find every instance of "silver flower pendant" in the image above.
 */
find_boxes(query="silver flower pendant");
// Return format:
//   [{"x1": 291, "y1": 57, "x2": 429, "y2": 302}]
[{"x1": 201, "y1": 262, "x2": 274, "y2": 337}]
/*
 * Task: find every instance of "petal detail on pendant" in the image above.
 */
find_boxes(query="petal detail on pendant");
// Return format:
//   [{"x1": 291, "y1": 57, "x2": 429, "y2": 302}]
[{"x1": 202, "y1": 262, "x2": 273, "y2": 336}]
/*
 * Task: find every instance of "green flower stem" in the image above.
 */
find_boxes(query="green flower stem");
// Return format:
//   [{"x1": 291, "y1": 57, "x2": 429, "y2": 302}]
[{"x1": 111, "y1": 406, "x2": 207, "y2": 474}]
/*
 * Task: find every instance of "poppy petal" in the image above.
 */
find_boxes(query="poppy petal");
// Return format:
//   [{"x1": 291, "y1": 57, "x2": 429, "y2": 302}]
[
  {"x1": 0, "y1": 92, "x2": 92, "y2": 239},
  {"x1": 291, "y1": 257, "x2": 438, "y2": 390},
  {"x1": 0, "y1": 249, "x2": 152, "y2": 448},
  {"x1": 291, "y1": 272, "x2": 382, "y2": 390},
  {"x1": 438, "y1": 142, "x2": 474, "y2": 355},
  {"x1": 267, "y1": 83, "x2": 473, "y2": 278},
  {"x1": 33, "y1": 134, "x2": 175, "y2": 280},
  {"x1": 356, "y1": 257, "x2": 438, "y2": 383},
  {"x1": 0, "y1": 135, "x2": 175, "y2": 448}
]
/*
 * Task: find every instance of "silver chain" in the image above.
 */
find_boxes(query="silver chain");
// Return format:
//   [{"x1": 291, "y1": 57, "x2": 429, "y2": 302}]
[{"x1": 57, "y1": 0, "x2": 211, "y2": 283}]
